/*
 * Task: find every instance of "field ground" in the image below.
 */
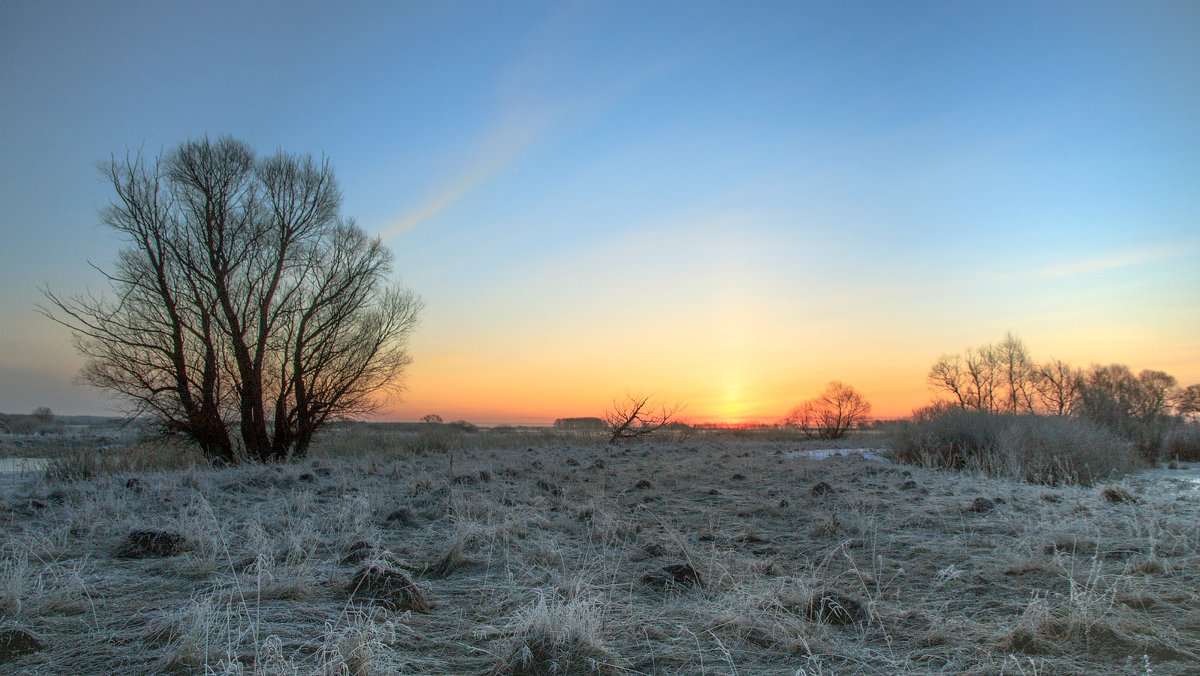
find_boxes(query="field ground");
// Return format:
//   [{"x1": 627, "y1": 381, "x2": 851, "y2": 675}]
[{"x1": 2, "y1": 432, "x2": 1199, "y2": 675}]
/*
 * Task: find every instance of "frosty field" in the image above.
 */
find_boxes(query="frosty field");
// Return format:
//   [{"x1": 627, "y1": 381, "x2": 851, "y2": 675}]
[{"x1": 2, "y1": 430, "x2": 1198, "y2": 675}]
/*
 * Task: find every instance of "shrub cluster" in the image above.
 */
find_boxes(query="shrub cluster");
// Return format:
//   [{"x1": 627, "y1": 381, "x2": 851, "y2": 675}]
[
  {"x1": 891, "y1": 410, "x2": 1136, "y2": 485},
  {"x1": 1163, "y1": 424, "x2": 1200, "y2": 461}
]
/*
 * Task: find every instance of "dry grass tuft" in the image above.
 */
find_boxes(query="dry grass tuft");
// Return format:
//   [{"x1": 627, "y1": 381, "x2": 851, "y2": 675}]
[{"x1": 489, "y1": 593, "x2": 622, "y2": 676}]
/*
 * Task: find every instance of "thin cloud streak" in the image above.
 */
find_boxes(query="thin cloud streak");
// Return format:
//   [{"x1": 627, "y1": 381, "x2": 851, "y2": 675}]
[
  {"x1": 379, "y1": 3, "x2": 693, "y2": 242},
  {"x1": 1032, "y1": 241, "x2": 1195, "y2": 280},
  {"x1": 379, "y1": 109, "x2": 550, "y2": 240}
]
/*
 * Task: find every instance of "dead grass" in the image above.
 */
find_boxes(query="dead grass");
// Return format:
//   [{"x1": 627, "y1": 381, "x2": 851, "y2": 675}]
[{"x1": 1, "y1": 434, "x2": 1198, "y2": 674}]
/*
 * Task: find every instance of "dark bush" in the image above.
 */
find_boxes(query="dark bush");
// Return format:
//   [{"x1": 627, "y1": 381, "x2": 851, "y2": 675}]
[
  {"x1": 1163, "y1": 424, "x2": 1200, "y2": 461},
  {"x1": 891, "y1": 409, "x2": 1136, "y2": 485}
]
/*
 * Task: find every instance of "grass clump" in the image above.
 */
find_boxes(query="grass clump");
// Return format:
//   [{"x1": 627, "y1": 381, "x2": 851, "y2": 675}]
[{"x1": 490, "y1": 593, "x2": 621, "y2": 676}]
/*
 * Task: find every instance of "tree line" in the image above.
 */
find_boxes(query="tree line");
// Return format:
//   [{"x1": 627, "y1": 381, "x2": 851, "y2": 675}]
[{"x1": 927, "y1": 332, "x2": 1198, "y2": 447}]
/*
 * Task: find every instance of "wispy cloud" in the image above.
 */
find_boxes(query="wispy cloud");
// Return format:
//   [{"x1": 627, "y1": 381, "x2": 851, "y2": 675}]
[
  {"x1": 1031, "y1": 241, "x2": 1195, "y2": 279},
  {"x1": 378, "y1": 107, "x2": 551, "y2": 240},
  {"x1": 379, "y1": 3, "x2": 689, "y2": 242}
]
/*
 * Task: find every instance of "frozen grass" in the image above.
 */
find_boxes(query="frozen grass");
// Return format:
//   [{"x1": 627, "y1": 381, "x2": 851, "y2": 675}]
[{"x1": 1, "y1": 435, "x2": 1198, "y2": 674}]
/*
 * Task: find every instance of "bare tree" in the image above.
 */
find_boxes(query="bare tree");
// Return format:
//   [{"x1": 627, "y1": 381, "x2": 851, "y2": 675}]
[
  {"x1": 786, "y1": 381, "x2": 872, "y2": 440},
  {"x1": 604, "y1": 394, "x2": 682, "y2": 444},
  {"x1": 1134, "y1": 370, "x2": 1177, "y2": 422},
  {"x1": 1176, "y1": 384, "x2": 1200, "y2": 420},
  {"x1": 420, "y1": 414, "x2": 444, "y2": 424},
  {"x1": 963, "y1": 345, "x2": 1000, "y2": 412},
  {"x1": 1075, "y1": 364, "x2": 1181, "y2": 433},
  {"x1": 928, "y1": 334, "x2": 1036, "y2": 414},
  {"x1": 1033, "y1": 358, "x2": 1081, "y2": 415},
  {"x1": 996, "y1": 332, "x2": 1035, "y2": 413},
  {"x1": 928, "y1": 354, "x2": 969, "y2": 409},
  {"x1": 42, "y1": 136, "x2": 422, "y2": 463}
]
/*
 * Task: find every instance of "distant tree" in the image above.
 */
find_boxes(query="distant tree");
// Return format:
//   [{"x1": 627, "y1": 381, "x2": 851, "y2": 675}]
[
  {"x1": 786, "y1": 381, "x2": 872, "y2": 440},
  {"x1": 964, "y1": 344, "x2": 1000, "y2": 412},
  {"x1": 1176, "y1": 384, "x2": 1200, "y2": 420},
  {"x1": 1134, "y1": 370, "x2": 1177, "y2": 422},
  {"x1": 928, "y1": 354, "x2": 969, "y2": 409},
  {"x1": 604, "y1": 394, "x2": 682, "y2": 444},
  {"x1": 927, "y1": 346, "x2": 1000, "y2": 412},
  {"x1": 996, "y1": 332, "x2": 1035, "y2": 413},
  {"x1": 928, "y1": 334, "x2": 1037, "y2": 414},
  {"x1": 32, "y1": 406, "x2": 55, "y2": 423},
  {"x1": 1033, "y1": 358, "x2": 1081, "y2": 416},
  {"x1": 1076, "y1": 364, "x2": 1178, "y2": 433},
  {"x1": 41, "y1": 136, "x2": 422, "y2": 463},
  {"x1": 420, "y1": 414, "x2": 444, "y2": 424}
]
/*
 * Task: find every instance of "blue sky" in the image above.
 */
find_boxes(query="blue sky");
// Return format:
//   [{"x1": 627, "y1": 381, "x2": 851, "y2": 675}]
[{"x1": 1, "y1": 1, "x2": 1197, "y2": 421}]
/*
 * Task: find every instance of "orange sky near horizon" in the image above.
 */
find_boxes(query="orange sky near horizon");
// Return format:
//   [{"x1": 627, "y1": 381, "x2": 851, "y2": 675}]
[{"x1": 374, "y1": 315, "x2": 1200, "y2": 425}]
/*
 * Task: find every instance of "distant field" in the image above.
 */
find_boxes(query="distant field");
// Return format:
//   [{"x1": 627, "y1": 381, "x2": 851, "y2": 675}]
[{"x1": 1, "y1": 430, "x2": 1198, "y2": 674}]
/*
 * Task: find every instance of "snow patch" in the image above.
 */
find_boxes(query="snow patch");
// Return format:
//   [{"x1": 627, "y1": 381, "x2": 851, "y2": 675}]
[{"x1": 785, "y1": 448, "x2": 892, "y2": 463}]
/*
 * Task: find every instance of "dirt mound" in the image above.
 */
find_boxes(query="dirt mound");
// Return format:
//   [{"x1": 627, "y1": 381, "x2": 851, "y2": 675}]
[
  {"x1": 347, "y1": 560, "x2": 429, "y2": 612},
  {"x1": 805, "y1": 589, "x2": 867, "y2": 626},
  {"x1": 641, "y1": 563, "x2": 703, "y2": 590},
  {"x1": 809, "y1": 481, "x2": 835, "y2": 496},
  {"x1": 1100, "y1": 485, "x2": 1138, "y2": 504},
  {"x1": 114, "y1": 530, "x2": 187, "y2": 558},
  {"x1": 0, "y1": 628, "x2": 44, "y2": 663}
]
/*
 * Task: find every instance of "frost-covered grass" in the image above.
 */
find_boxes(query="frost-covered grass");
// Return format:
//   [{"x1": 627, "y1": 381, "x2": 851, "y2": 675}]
[{"x1": 2, "y1": 433, "x2": 1198, "y2": 674}]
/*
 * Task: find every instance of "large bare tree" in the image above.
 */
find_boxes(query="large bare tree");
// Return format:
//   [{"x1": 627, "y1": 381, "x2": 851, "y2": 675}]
[{"x1": 42, "y1": 137, "x2": 422, "y2": 463}]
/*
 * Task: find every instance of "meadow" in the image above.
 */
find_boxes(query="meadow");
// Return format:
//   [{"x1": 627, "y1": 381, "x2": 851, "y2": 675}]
[{"x1": 1, "y1": 425, "x2": 1198, "y2": 675}]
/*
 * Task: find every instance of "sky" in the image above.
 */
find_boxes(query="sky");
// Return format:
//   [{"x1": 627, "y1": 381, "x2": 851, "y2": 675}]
[{"x1": 1, "y1": 1, "x2": 1198, "y2": 424}]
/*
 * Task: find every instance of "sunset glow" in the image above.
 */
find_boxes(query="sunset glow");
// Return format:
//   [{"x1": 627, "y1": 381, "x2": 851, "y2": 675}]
[{"x1": 1, "y1": 2, "x2": 1198, "y2": 424}]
